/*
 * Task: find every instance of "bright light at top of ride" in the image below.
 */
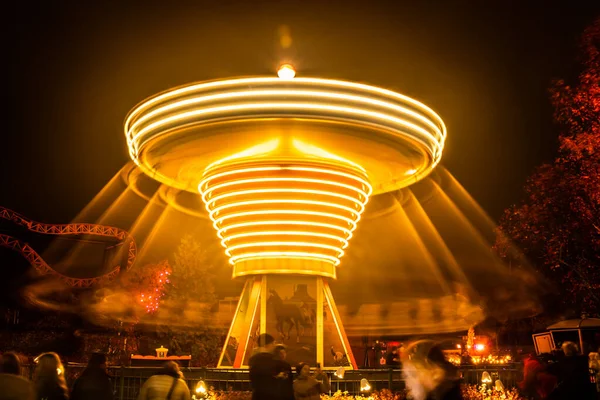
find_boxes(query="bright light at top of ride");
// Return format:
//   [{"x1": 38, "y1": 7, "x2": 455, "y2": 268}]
[{"x1": 277, "y1": 64, "x2": 296, "y2": 79}]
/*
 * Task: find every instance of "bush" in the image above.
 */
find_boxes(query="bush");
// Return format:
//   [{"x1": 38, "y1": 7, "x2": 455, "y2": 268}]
[{"x1": 198, "y1": 386, "x2": 524, "y2": 400}]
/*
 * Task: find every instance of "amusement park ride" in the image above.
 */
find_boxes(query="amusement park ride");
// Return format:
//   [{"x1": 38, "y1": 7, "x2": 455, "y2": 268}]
[
  {"x1": 0, "y1": 206, "x2": 136, "y2": 287},
  {"x1": 124, "y1": 64, "x2": 446, "y2": 369}
]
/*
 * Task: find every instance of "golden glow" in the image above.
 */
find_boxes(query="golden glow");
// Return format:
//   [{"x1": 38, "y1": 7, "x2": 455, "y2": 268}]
[
  {"x1": 195, "y1": 380, "x2": 207, "y2": 394},
  {"x1": 292, "y1": 138, "x2": 366, "y2": 172},
  {"x1": 205, "y1": 139, "x2": 281, "y2": 171},
  {"x1": 277, "y1": 64, "x2": 296, "y2": 79},
  {"x1": 199, "y1": 159, "x2": 371, "y2": 274},
  {"x1": 481, "y1": 371, "x2": 492, "y2": 384},
  {"x1": 124, "y1": 76, "x2": 446, "y2": 195}
]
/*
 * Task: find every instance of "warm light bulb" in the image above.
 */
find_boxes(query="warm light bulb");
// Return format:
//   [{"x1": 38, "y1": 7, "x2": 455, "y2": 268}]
[
  {"x1": 196, "y1": 380, "x2": 208, "y2": 394},
  {"x1": 277, "y1": 64, "x2": 296, "y2": 79},
  {"x1": 360, "y1": 378, "x2": 371, "y2": 391}
]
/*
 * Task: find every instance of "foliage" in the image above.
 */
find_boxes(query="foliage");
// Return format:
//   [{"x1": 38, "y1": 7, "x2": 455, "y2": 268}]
[
  {"x1": 200, "y1": 387, "x2": 524, "y2": 400},
  {"x1": 169, "y1": 234, "x2": 218, "y2": 304},
  {"x1": 495, "y1": 17, "x2": 600, "y2": 314},
  {"x1": 322, "y1": 389, "x2": 405, "y2": 399},
  {"x1": 462, "y1": 384, "x2": 524, "y2": 400},
  {"x1": 121, "y1": 260, "x2": 172, "y2": 313}
]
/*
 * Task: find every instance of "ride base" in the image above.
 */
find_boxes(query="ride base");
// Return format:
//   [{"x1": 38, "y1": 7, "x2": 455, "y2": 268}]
[{"x1": 218, "y1": 275, "x2": 357, "y2": 369}]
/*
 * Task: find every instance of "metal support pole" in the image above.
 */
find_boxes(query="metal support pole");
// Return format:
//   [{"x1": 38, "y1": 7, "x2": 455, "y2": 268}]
[
  {"x1": 260, "y1": 276, "x2": 267, "y2": 335},
  {"x1": 316, "y1": 277, "x2": 324, "y2": 366}
]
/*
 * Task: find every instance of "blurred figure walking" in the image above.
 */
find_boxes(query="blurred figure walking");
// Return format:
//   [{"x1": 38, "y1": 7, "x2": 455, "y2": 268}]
[{"x1": 249, "y1": 333, "x2": 280, "y2": 400}]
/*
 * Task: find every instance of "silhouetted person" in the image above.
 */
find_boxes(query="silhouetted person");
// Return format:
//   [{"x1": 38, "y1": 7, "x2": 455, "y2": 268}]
[
  {"x1": 0, "y1": 352, "x2": 35, "y2": 400},
  {"x1": 459, "y1": 351, "x2": 473, "y2": 365},
  {"x1": 274, "y1": 345, "x2": 294, "y2": 400},
  {"x1": 386, "y1": 347, "x2": 401, "y2": 368},
  {"x1": 71, "y1": 352, "x2": 114, "y2": 400},
  {"x1": 249, "y1": 333, "x2": 279, "y2": 400},
  {"x1": 137, "y1": 361, "x2": 190, "y2": 400},
  {"x1": 426, "y1": 345, "x2": 462, "y2": 400},
  {"x1": 33, "y1": 353, "x2": 69, "y2": 400},
  {"x1": 588, "y1": 352, "x2": 600, "y2": 394},
  {"x1": 548, "y1": 342, "x2": 595, "y2": 400}
]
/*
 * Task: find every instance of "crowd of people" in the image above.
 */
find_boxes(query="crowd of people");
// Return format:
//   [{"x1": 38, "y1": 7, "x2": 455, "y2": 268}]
[
  {"x1": 249, "y1": 333, "x2": 330, "y2": 400},
  {"x1": 0, "y1": 351, "x2": 116, "y2": 400},
  {"x1": 518, "y1": 341, "x2": 599, "y2": 400},
  {"x1": 0, "y1": 351, "x2": 113, "y2": 400},
  {"x1": 1, "y1": 338, "x2": 598, "y2": 400}
]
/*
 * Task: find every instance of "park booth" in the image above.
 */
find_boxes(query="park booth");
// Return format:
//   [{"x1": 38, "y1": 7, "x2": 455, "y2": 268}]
[
  {"x1": 130, "y1": 346, "x2": 191, "y2": 367},
  {"x1": 533, "y1": 317, "x2": 600, "y2": 355}
]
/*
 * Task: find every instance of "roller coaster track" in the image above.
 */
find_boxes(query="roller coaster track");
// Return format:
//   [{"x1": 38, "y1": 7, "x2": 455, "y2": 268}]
[{"x1": 0, "y1": 206, "x2": 136, "y2": 288}]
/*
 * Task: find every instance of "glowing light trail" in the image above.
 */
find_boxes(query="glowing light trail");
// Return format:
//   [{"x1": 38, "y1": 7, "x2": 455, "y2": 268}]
[{"x1": 199, "y1": 159, "x2": 371, "y2": 273}]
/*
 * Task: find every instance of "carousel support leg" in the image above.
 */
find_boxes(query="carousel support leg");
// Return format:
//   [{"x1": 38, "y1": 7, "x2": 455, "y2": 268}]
[
  {"x1": 232, "y1": 277, "x2": 262, "y2": 368},
  {"x1": 260, "y1": 275, "x2": 267, "y2": 335},
  {"x1": 317, "y1": 277, "x2": 324, "y2": 367},
  {"x1": 323, "y1": 280, "x2": 358, "y2": 369}
]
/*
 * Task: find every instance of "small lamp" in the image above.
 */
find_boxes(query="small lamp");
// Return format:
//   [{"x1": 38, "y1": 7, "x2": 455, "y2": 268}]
[
  {"x1": 495, "y1": 379, "x2": 504, "y2": 391},
  {"x1": 334, "y1": 367, "x2": 345, "y2": 379},
  {"x1": 360, "y1": 378, "x2": 371, "y2": 392},
  {"x1": 481, "y1": 371, "x2": 492, "y2": 384},
  {"x1": 193, "y1": 380, "x2": 208, "y2": 399},
  {"x1": 156, "y1": 345, "x2": 168, "y2": 358}
]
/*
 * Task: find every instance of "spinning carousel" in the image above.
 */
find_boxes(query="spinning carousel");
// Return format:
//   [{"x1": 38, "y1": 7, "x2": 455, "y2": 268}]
[{"x1": 124, "y1": 64, "x2": 446, "y2": 369}]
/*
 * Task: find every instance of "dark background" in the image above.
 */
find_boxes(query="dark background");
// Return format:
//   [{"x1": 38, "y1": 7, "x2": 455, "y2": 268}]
[{"x1": 4, "y1": 1, "x2": 600, "y2": 223}]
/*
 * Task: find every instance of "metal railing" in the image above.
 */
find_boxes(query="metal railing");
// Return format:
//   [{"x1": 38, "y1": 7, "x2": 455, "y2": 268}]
[{"x1": 24, "y1": 365, "x2": 522, "y2": 400}]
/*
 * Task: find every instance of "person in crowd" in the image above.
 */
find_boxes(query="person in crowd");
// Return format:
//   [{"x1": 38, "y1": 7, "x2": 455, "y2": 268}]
[
  {"x1": 425, "y1": 345, "x2": 462, "y2": 400},
  {"x1": 588, "y1": 352, "x2": 599, "y2": 394},
  {"x1": 249, "y1": 333, "x2": 280, "y2": 400},
  {"x1": 33, "y1": 352, "x2": 69, "y2": 400},
  {"x1": 518, "y1": 352, "x2": 556, "y2": 400},
  {"x1": 293, "y1": 362, "x2": 330, "y2": 400},
  {"x1": 137, "y1": 361, "x2": 190, "y2": 400},
  {"x1": 402, "y1": 340, "x2": 462, "y2": 400},
  {"x1": 70, "y1": 352, "x2": 114, "y2": 400},
  {"x1": 548, "y1": 341, "x2": 595, "y2": 400},
  {"x1": 459, "y1": 351, "x2": 473, "y2": 366},
  {"x1": 0, "y1": 352, "x2": 35, "y2": 400},
  {"x1": 274, "y1": 345, "x2": 294, "y2": 400},
  {"x1": 386, "y1": 347, "x2": 401, "y2": 368}
]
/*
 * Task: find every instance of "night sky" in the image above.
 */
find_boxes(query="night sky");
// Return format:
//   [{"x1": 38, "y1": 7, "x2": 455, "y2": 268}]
[{"x1": 4, "y1": 1, "x2": 600, "y2": 224}]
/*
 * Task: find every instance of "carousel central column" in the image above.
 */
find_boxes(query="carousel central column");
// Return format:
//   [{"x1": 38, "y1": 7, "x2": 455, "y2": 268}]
[{"x1": 200, "y1": 157, "x2": 369, "y2": 369}]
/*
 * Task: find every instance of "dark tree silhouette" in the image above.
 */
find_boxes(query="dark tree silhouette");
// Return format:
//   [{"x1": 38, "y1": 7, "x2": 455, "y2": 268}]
[{"x1": 495, "y1": 17, "x2": 600, "y2": 314}]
